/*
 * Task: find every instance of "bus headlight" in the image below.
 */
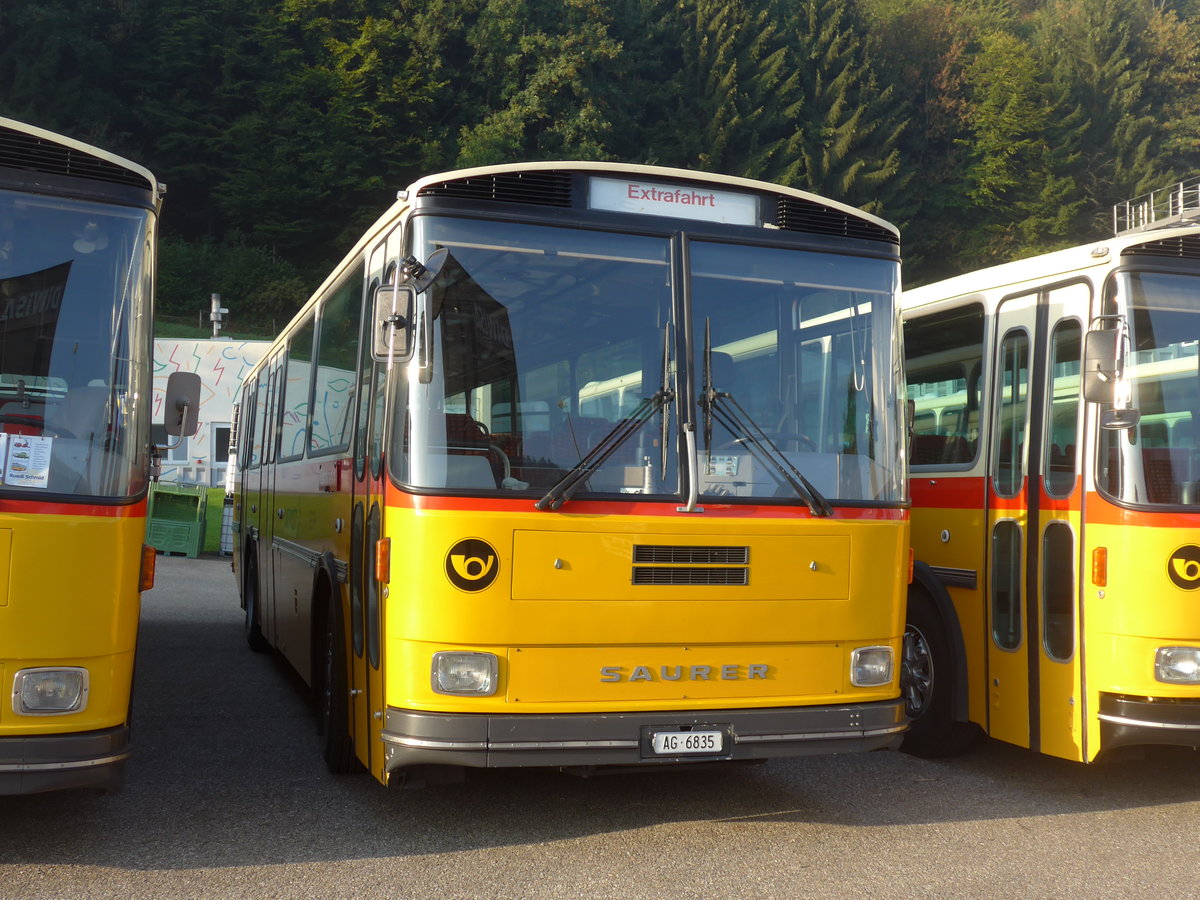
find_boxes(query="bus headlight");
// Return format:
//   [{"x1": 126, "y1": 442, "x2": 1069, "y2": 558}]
[
  {"x1": 13, "y1": 667, "x2": 89, "y2": 715},
  {"x1": 432, "y1": 652, "x2": 498, "y2": 696},
  {"x1": 850, "y1": 646, "x2": 894, "y2": 687},
  {"x1": 1155, "y1": 647, "x2": 1200, "y2": 684}
]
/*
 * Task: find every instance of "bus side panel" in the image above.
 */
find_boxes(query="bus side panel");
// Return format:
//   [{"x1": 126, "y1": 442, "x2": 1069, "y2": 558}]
[{"x1": 908, "y1": 477, "x2": 990, "y2": 730}]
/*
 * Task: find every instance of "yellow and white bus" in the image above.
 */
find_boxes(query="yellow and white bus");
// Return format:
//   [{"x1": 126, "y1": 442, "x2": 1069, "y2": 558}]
[
  {"x1": 231, "y1": 162, "x2": 910, "y2": 786},
  {"x1": 0, "y1": 117, "x2": 196, "y2": 793},
  {"x1": 901, "y1": 192, "x2": 1200, "y2": 761}
]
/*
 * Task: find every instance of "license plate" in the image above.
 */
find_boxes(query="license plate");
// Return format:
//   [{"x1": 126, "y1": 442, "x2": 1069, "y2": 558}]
[{"x1": 650, "y1": 729, "x2": 724, "y2": 755}]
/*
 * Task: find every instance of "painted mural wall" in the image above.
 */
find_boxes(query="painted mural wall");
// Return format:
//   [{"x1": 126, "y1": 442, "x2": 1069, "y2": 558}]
[{"x1": 152, "y1": 338, "x2": 270, "y2": 484}]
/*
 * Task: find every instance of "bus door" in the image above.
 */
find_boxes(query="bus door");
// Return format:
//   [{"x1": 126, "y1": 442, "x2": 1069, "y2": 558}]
[
  {"x1": 348, "y1": 262, "x2": 391, "y2": 776},
  {"x1": 988, "y1": 285, "x2": 1086, "y2": 757},
  {"x1": 257, "y1": 350, "x2": 286, "y2": 646}
]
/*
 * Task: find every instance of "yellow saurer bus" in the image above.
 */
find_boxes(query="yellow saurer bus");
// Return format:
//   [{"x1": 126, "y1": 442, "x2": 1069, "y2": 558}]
[
  {"x1": 901, "y1": 184, "x2": 1200, "y2": 761},
  {"x1": 231, "y1": 162, "x2": 909, "y2": 786},
  {"x1": 0, "y1": 117, "x2": 196, "y2": 793}
]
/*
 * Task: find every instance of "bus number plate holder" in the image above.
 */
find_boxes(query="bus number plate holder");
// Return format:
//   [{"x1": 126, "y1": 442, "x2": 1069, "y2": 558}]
[{"x1": 644, "y1": 725, "x2": 731, "y2": 757}]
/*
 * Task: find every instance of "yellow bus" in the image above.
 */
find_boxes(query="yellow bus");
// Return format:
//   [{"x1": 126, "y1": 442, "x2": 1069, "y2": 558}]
[
  {"x1": 901, "y1": 187, "x2": 1200, "y2": 761},
  {"x1": 231, "y1": 162, "x2": 910, "y2": 786},
  {"x1": 0, "y1": 117, "x2": 197, "y2": 793}
]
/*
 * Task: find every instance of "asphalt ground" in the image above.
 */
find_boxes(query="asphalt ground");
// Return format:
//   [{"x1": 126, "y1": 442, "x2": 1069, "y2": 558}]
[{"x1": 1, "y1": 554, "x2": 1198, "y2": 899}]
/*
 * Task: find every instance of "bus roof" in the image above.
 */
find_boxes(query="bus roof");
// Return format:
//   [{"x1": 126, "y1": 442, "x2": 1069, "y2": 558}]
[
  {"x1": 902, "y1": 223, "x2": 1200, "y2": 309},
  {"x1": 401, "y1": 161, "x2": 900, "y2": 241},
  {"x1": 0, "y1": 115, "x2": 161, "y2": 203}
]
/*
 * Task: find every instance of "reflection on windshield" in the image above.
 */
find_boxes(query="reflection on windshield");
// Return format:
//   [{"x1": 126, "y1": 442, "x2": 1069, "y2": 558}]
[
  {"x1": 691, "y1": 241, "x2": 902, "y2": 503},
  {"x1": 1100, "y1": 272, "x2": 1200, "y2": 506},
  {"x1": 396, "y1": 218, "x2": 677, "y2": 498},
  {"x1": 392, "y1": 216, "x2": 902, "y2": 505},
  {"x1": 0, "y1": 191, "x2": 151, "y2": 498}
]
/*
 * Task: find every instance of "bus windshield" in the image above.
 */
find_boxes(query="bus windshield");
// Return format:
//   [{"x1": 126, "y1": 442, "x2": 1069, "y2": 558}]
[
  {"x1": 394, "y1": 215, "x2": 902, "y2": 504},
  {"x1": 1100, "y1": 270, "x2": 1200, "y2": 506},
  {"x1": 0, "y1": 191, "x2": 152, "y2": 499}
]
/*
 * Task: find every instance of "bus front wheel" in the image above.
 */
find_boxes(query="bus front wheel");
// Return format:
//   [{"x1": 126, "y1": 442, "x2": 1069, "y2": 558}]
[
  {"x1": 319, "y1": 589, "x2": 358, "y2": 774},
  {"x1": 244, "y1": 552, "x2": 268, "y2": 653},
  {"x1": 900, "y1": 590, "x2": 977, "y2": 757}
]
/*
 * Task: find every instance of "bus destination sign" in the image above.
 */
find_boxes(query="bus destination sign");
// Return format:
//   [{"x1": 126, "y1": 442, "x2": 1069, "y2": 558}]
[{"x1": 589, "y1": 176, "x2": 759, "y2": 226}]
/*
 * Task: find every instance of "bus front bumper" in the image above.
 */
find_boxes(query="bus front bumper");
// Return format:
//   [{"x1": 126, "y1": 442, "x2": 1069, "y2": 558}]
[
  {"x1": 1098, "y1": 694, "x2": 1200, "y2": 754},
  {"x1": 0, "y1": 724, "x2": 130, "y2": 795},
  {"x1": 382, "y1": 700, "x2": 906, "y2": 777}
]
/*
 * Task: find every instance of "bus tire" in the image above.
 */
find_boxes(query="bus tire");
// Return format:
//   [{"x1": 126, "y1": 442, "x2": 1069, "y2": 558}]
[
  {"x1": 319, "y1": 588, "x2": 358, "y2": 774},
  {"x1": 244, "y1": 552, "x2": 268, "y2": 653},
  {"x1": 901, "y1": 589, "x2": 977, "y2": 758}
]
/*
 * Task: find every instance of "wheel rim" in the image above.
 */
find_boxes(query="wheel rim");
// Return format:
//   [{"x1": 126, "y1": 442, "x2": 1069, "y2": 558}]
[{"x1": 902, "y1": 624, "x2": 934, "y2": 718}]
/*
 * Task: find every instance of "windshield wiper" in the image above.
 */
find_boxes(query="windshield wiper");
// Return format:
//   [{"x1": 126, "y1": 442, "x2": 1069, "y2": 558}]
[
  {"x1": 699, "y1": 321, "x2": 833, "y2": 517},
  {"x1": 534, "y1": 388, "x2": 674, "y2": 511}
]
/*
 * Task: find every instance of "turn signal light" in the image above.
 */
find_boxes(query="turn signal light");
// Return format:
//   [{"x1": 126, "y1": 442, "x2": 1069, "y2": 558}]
[
  {"x1": 140, "y1": 544, "x2": 157, "y2": 592},
  {"x1": 1091, "y1": 547, "x2": 1107, "y2": 587},
  {"x1": 375, "y1": 537, "x2": 391, "y2": 584}
]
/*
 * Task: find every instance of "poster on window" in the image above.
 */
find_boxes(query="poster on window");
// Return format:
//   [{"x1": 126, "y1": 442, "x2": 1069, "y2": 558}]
[{"x1": 4, "y1": 434, "x2": 52, "y2": 488}]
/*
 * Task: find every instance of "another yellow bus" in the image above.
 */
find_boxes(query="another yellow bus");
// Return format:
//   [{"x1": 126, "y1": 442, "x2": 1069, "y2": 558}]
[
  {"x1": 0, "y1": 117, "x2": 196, "y2": 793},
  {"x1": 231, "y1": 162, "x2": 910, "y2": 786},
  {"x1": 901, "y1": 183, "x2": 1200, "y2": 761}
]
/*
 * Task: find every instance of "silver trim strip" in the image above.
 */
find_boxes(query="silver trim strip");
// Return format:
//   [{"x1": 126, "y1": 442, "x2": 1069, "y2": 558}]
[
  {"x1": 737, "y1": 724, "x2": 908, "y2": 743},
  {"x1": 273, "y1": 537, "x2": 320, "y2": 567},
  {"x1": 1098, "y1": 713, "x2": 1200, "y2": 732},
  {"x1": 0, "y1": 751, "x2": 131, "y2": 773},
  {"x1": 382, "y1": 734, "x2": 489, "y2": 751},
  {"x1": 929, "y1": 565, "x2": 978, "y2": 590}
]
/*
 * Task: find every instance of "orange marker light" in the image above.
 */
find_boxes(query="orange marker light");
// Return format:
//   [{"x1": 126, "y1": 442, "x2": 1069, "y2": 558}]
[
  {"x1": 908, "y1": 547, "x2": 915, "y2": 585},
  {"x1": 1091, "y1": 547, "x2": 1107, "y2": 587},
  {"x1": 375, "y1": 537, "x2": 391, "y2": 584},
  {"x1": 140, "y1": 544, "x2": 157, "y2": 592}
]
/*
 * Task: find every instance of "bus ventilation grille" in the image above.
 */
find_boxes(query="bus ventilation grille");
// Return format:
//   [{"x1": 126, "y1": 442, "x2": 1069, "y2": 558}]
[
  {"x1": 0, "y1": 125, "x2": 150, "y2": 191},
  {"x1": 417, "y1": 171, "x2": 574, "y2": 208},
  {"x1": 632, "y1": 567, "x2": 749, "y2": 586},
  {"x1": 775, "y1": 196, "x2": 898, "y2": 245},
  {"x1": 631, "y1": 545, "x2": 750, "y2": 586},
  {"x1": 1123, "y1": 234, "x2": 1200, "y2": 260},
  {"x1": 633, "y1": 545, "x2": 749, "y2": 565}
]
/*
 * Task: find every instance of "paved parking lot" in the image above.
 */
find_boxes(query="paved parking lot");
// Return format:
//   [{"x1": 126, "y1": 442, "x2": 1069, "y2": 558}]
[{"x1": 1, "y1": 554, "x2": 1198, "y2": 899}]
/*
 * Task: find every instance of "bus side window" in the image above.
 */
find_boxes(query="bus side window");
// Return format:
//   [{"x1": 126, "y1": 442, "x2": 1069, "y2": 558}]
[{"x1": 903, "y1": 303, "x2": 986, "y2": 467}]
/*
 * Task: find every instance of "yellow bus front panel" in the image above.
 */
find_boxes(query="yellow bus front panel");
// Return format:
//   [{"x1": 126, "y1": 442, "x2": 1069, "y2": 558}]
[
  {"x1": 0, "y1": 508, "x2": 144, "y2": 792},
  {"x1": 376, "y1": 504, "x2": 907, "y2": 776}
]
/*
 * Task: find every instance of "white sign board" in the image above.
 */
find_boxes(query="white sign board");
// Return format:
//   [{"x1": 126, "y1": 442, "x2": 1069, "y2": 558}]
[{"x1": 589, "y1": 177, "x2": 759, "y2": 226}]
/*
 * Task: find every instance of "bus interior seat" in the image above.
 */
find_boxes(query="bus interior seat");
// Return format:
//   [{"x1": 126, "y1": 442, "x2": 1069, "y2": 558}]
[
  {"x1": 0, "y1": 401, "x2": 45, "y2": 434},
  {"x1": 444, "y1": 454, "x2": 498, "y2": 489}
]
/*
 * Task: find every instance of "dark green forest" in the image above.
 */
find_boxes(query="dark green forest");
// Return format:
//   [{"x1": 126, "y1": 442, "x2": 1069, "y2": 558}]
[{"x1": 3, "y1": 0, "x2": 1199, "y2": 332}]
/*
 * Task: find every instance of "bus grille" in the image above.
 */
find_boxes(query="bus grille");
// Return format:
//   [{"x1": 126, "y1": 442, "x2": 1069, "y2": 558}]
[
  {"x1": 632, "y1": 566, "x2": 749, "y2": 585},
  {"x1": 631, "y1": 545, "x2": 749, "y2": 585},
  {"x1": 775, "y1": 196, "x2": 898, "y2": 245},
  {"x1": 0, "y1": 124, "x2": 151, "y2": 190},
  {"x1": 1123, "y1": 234, "x2": 1200, "y2": 260},
  {"x1": 417, "y1": 171, "x2": 574, "y2": 207},
  {"x1": 633, "y1": 545, "x2": 749, "y2": 565}
]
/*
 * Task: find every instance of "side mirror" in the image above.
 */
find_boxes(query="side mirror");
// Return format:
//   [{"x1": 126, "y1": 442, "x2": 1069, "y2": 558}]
[
  {"x1": 164, "y1": 371, "x2": 201, "y2": 437},
  {"x1": 1082, "y1": 329, "x2": 1120, "y2": 403},
  {"x1": 373, "y1": 283, "x2": 416, "y2": 360}
]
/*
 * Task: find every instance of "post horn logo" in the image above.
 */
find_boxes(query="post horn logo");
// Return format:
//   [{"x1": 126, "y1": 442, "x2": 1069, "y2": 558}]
[
  {"x1": 1168, "y1": 545, "x2": 1200, "y2": 591},
  {"x1": 446, "y1": 538, "x2": 499, "y2": 592}
]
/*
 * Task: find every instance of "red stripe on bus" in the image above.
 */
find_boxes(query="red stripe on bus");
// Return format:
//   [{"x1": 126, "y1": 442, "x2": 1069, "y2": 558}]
[
  {"x1": 387, "y1": 493, "x2": 907, "y2": 520},
  {"x1": 910, "y1": 476, "x2": 1083, "y2": 513},
  {"x1": 0, "y1": 497, "x2": 148, "y2": 518}
]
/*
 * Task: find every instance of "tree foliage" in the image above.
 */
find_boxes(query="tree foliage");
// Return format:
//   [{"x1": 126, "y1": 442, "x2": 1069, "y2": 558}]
[{"x1": 1, "y1": 0, "x2": 1198, "y2": 314}]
